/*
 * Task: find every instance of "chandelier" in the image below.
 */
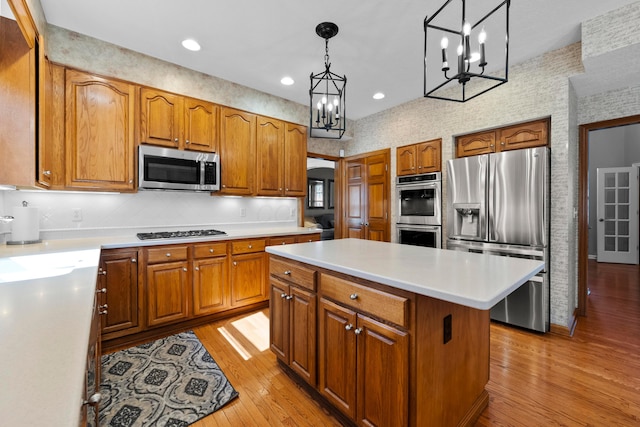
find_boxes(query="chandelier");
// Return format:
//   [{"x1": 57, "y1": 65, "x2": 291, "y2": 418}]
[
  {"x1": 424, "y1": 0, "x2": 510, "y2": 102},
  {"x1": 309, "y1": 22, "x2": 346, "y2": 139}
]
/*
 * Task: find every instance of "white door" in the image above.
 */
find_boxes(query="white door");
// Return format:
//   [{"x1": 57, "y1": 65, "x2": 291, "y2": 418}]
[{"x1": 596, "y1": 167, "x2": 639, "y2": 264}]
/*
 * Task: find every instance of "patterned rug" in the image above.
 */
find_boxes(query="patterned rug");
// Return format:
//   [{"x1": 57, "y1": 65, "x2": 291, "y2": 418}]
[{"x1": 99, "y1": 331, "x2": 238, "y2": 427}]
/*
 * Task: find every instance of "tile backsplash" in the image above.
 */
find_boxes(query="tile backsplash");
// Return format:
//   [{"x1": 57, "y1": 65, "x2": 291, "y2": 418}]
[{"x1": 0, "y1": 190, "x2": 298, "y2": 241}]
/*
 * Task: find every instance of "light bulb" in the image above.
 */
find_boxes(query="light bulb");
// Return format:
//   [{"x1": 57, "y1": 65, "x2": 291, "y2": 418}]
[
  {"x1": 463, "y1": 22, "x2": 471, "y2": 36},
  {"x1": 441, "y1": 37, "x2": 448, "y2": 49},
  {"x1": 321, "y1": 96, "x2": 327, "y2": 105},
  {"x1": 333, "y1": 97, "x2": 339, "y2": 106},
  {"x1": 327, "y1": 103, "x2": 333, "y2": 111},
  {"x1": 479, "y1": 28, "x2": 487, "y2": 44},
  {"x1": 457, "y1": 44, "x2": 463, "y2": 56},
  {"x1": 317, "y1": 102, "x2": 321, "y2": 110}
]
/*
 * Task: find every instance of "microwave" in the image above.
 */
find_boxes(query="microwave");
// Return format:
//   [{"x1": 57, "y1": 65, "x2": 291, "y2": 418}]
[{"x1": 138, "y1": 145, "x2": 220, "y2": 191}]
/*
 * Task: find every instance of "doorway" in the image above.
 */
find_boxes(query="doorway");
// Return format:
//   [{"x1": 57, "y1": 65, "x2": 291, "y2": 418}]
[
  {"x1": 578, "y1": 115, "x2": 640, "y2": 317},
  {"x1": 306, "y1": 152, "x2": 340, "y2": 240}
]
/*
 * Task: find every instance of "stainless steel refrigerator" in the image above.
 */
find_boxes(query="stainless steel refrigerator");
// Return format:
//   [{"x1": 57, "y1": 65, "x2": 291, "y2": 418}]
[{"x1": 446, "y1": 146, "x2": 549, "y2": 332}]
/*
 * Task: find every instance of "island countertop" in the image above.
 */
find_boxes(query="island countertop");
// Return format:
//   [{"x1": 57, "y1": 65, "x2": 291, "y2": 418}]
[{"x1": 266, "y1": 238, "x2": 544, "y2": 310}]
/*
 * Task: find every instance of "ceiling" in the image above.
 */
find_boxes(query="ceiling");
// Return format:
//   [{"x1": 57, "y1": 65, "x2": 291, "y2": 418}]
[{"x1": 36, "y1": 0, "x2": 639, "y2": 120}]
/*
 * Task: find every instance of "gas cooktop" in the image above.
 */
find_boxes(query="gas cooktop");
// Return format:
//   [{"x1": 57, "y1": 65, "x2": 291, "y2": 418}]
[{"x1": 136, "y1": 228, "x2": 227, "y2": 240}]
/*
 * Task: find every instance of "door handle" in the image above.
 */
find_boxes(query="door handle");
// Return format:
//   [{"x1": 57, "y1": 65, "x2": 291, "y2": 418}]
[{"x1": 598, "y1": 218, "x2": 604, "y2": 222}]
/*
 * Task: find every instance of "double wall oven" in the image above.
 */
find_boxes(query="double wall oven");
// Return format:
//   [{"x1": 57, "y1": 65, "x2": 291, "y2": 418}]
[{"x1": 396, "y1": 172, "x2": 442, "y2": 248}]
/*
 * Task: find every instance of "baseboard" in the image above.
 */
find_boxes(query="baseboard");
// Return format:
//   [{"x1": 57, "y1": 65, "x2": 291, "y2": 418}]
[
  {"x1": 549, "y1": 309, "x2": 578, "y2": 337},
  {"x1": 588, "y1": 254, "x2": 597, "y2": 260}
]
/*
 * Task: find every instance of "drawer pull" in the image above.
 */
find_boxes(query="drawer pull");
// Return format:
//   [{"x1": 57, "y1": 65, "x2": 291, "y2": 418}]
[
  {"x1": 350, "y1": 293, "x2": 358, "y2": 300},
  {"x1": 284, "y1": 270, "x2": 292, "y2": 275},
  {"x1": 354, "y1": 328, "x2": 363, "y2": 335},
  {"x1": 166, "y1": 253, "x2": 171, "y2": 257},
  {"x1": 345, "y1": 324, "x2": 353, "y2": 331},
  {"x1": 248, "y1": 244, "x2": 253, "y2": 249},
  {"x1": 209, "y1": 248, "x2": 214, "y2": 253}
]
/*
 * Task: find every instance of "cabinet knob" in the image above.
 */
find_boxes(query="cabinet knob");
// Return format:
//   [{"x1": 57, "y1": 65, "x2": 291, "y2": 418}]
[
  {"x1": 418, "y1": 166, "x2": 422, "y2": 169},
  {"x1": 131, "y1": 258, "x2": 137, "y2": 263},
  {"x1": 129, "y1": 179, "x2": 133, "y2": 184},
  {"x1": 99, "y1": 304, "x2": 108, "y2": 310},
  {"x1": 285, "y1": 188, "x2": 289, "y2": 191},
  {"x1": 490, "y1": 144, "x2": 494, "y2": 148},
  {"x1": 99, "y1": 270, "x2": 107, "y2": 276},
  {"x1": 174, "y1": 138, "x2": 179, "y2": 143},
  {"x1": 248, "y1": 244, "x2": 253, "y2": 249},
  {"x1": 285, "y1": 295, "x2": 293, "y2": 300},
  {"x1": 345, "y1": 324, "x2": 353, "y2": 331},
  {"x1": 284, "y1": 270, "x2": 291, "y2": 275},
  {"x1": 350, "y1": 293, "x2": 358, "y2": 300},
  {"x1": 99, "y1": 309, "x2": 108, "y2": 315},
  {"x1": 354, "y1": 327, "x2": 363, "y2": 335},
  {"x1": 166, "y1": 253, "x2": 171, "y2": 257},
  {"x1": 96, "y1": 288, "x2": 107, "y2": 294},
  {"x1": 186, "y1": 139, "x2": 190, "y2": 144},
  {"x1": 209, "y1": 248, "x2": 214, "y2": 253},
  {"x1": 83, "y1": 392, "x2": 102, "y2": 407},
  {"x1": 42, "y1": 170, "x2": 51, "y2": 176},
  {"x1": 281, "y1": 293, "x2": 287, "y2": 299},
  {"x1": 183, "y1": 267, "x2": 188, "y2": 272},
  {"x1": 233, "y1": 261, "x2": 237, "y2": 266},
  {"x1": 279, "y1": 188, "x2": 283, "y2": 191},
  {"x1": 501, "y1": 141, "x2": 505, "y2": 146},
  {"x1": 195, "y1": 267, "x2": 199, "y2": 271},
  {"x1": 281, "y1": 242, "x2": 286, "y2": 245}
]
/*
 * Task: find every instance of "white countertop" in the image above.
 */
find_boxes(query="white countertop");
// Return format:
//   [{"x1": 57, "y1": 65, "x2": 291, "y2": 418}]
[
  {"x1": 266, "y1": 239, "x2": 544, "y2": 310},
  {"x1": 0, "y1": 226, "x2": 318, "y2": 426}
]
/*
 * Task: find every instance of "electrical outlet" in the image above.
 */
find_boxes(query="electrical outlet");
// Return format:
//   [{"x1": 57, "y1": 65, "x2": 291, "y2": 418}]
[
  {"x1": 443, "y1": 314, "x2": 452, "y2": 344},
  {"x1": 72, "y1": 208, "x2": 83, "y2": 222},
  {"x1": 240, "y1": 208, "x2": 246, "y2": 217}
]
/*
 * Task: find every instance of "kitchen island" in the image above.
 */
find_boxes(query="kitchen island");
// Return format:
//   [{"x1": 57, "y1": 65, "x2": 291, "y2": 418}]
[{"x1": 266, "y1": 239, "x2": 544, "y2": 427}]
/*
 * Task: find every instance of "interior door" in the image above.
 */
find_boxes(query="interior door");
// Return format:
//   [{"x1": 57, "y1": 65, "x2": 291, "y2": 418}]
[{"x1": 597, "y1": 167, "x2": 639, "y2": 264}]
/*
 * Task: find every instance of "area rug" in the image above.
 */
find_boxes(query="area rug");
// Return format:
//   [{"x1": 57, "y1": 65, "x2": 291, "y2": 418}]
[{"x1": 99, "y1": 331, "x2": 238, "y2": 427}]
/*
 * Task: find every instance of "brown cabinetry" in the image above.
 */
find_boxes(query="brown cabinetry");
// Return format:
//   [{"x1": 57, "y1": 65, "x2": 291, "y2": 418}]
[
  {"x1": 456, "y1": 118, "x2": 549, "y2": 158},
  {"x1": 219, "y1": 107, "x2": 257, "y2": 195},
  {"x1": 344, "y1": 150, "x2": 390, "y2": 241},
  {"x1": 318, "y1": 273, "x2": 409, "y2": 425},
  {"x1": 396, "y1": 138, "x2": 442, "y2": 176},
  {"x1": 140, "y1": 88, "x2": 218, "y2": 152},
  {"x1": 145, "y1": 246, "x2": 191, "y2": 327},
  {"x1": 269, "y1": 256, "x2": 317, "y2": 386},
  {"x1": 192, "y1": 242, "x2": 229, "y2": 316},
  {"x1": 97, "y1": 248, "x2": 141, "y2": 340},
  {"x1": 230, "y1": 239, "x2": 267, "y2": 306},
  {"x1": 256, "y1": 119, "x2": 307, "y2": 197},
  {"x1": 65, "y1": 69, "x2": 136, "y2": 191}
]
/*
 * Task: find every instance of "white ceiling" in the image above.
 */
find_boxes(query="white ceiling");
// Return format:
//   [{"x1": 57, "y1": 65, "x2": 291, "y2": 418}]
[{"x1": 38, "y1": 0, "x2": 638, "y2": 120}]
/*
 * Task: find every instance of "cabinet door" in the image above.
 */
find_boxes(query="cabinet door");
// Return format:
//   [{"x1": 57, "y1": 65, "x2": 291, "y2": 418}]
[
  {"x1": 344, "y1": 159, "x2": 366, "y2": 239},
  {"x1": 365, "y1": 153, "x2": 389, "y2": 242},
  {"x1": 40, "y1": 60, "x2": 65, "y2": 189},
  {"x1": 65, "y1": 70, "x2": 135, "y2": 191},
  {"x1": 498, "y1": 119, "x2": 549, "y2": 151},
  {"x1": 289, "y1": 285, "x2": 317, "y2": 386},
  {"x1": 256, "y1": 116, "x2": 285, "y2": 196},
  {"x1": 184, "y1": 97, "x2": 218, "y2": 152},
  {"x1": 98, "y1": 249, "x2": 140, "y2": 339},
  {"x1": 269, "y1": 280, "x2": 290, "y2": 361},
  {"x1": 139, "y1": 88, "x2": 183, "y2": 148},
  {"x1": 230, "y1": 252, "x2": 266, "y2": 306},
  {"x1": 456, "y1": 130, "x2": 496, "y2": 158},
  {"x1": 146, "y1": 261, "x2": 190, "y2": 327},
  {"x1": 356, "y1": 314, "x2": 409, "y2": 427},
  {"x1": 319, "y1": 298, "x2": 357, "y2": 419},
  {"x1": 396, "y1": 145, "x2": 417, "y2": 176},
  {"x1": 416, "y1": 138, "x2": 442, "y2": 173},
  {"x1": 283, "y1": 123, "x2": 307, "y2": 196},
  {"x1": 219, "y1": 107, "x2": 256, "y2": 195},
  {"x1": 193, "y1": 256, "x2": 228, "y2": 316}
]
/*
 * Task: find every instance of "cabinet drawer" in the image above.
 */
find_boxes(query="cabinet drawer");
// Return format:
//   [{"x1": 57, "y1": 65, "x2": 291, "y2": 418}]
[
  {"x1": 297, "y1": 233, "x2": 321, "y2": 243},
  {"x1": 270, "y1": 257, "x2": 316, "y2": 291},
  {"x1": 320, "y1": 273, "x2": 408, "y2": 327},
  {"x1": 269, "y1": 236, "x2": 297, "y2": 246},
  {"x1": 146, "y1": 246, "x2": 188, "y2": 264},
  {"x1": 193, "y1": 242, "x2": 228, "y2": 259},
  {"x1": 231, "y1": 239, "x2": 266, "y2": 255}
]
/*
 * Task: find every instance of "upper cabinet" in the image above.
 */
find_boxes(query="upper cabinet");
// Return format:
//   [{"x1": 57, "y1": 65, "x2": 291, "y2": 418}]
[
  {"x1": 65, "y1": 69, "x2": 136, "y2": 191},
  {"x1": 456, "y1": 118, "x2": 549, "y2": 158},
  {"x1": 396, "y1": 138, "x2": 442, "y2": 176},
  {"x1": 256, "y1": 119, "x2": 307, "y2": 197},
  {"x1": 219, "y1": 107, "x2": 256, "y2": 195},
  {"x1": 139, "y1": 88, "x2": 218, "y2": 152}
]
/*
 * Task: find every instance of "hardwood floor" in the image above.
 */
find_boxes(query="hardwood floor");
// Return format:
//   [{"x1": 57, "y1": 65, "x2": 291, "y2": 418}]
[{"x1": 191, "y1": 261, "x2": 640, "y2": 426}]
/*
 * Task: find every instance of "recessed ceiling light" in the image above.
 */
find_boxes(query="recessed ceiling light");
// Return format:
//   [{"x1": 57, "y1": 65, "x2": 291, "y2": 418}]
[
  {"x1": 280, "y1": 76, "x2": 295, "y2": 86},
  {"x1": 181, "y1": 39, "x2": 201, "y2": 51},
  {"x1": 373, "y1": 92, "x2": 385, "y2": 100}
]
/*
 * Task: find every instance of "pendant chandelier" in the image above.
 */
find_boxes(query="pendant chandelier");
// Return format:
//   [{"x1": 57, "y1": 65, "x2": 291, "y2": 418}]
[
  {"x1": 424, "y1": 0, "x2": 510, "y2": 102},
  {"x1": 309, "y1": 22, "x2": 346, "y2": 139}
]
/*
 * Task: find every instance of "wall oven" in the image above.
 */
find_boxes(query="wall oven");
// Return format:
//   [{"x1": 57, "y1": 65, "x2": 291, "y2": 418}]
[{"x1": 396, "y1": 172, "x2": 442, "y2": 248}]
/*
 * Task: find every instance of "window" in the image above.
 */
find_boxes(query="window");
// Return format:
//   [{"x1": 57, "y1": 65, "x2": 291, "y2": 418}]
[{"x1": 307, "y1": 179, "x2": 324, "y2": 208}]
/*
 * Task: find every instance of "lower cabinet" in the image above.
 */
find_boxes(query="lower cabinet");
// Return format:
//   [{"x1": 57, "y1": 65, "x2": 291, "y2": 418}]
[
  {"x1": 269, "y1": 256, "x2": 317, "y2": 386},
  {"x1": 80, "y1": 292, "x2": 101, "y2": 427},
  {"x1": 192, "y1": 242, "x2": 229, "y2": 316},
  {"x1": 97, "y1": 248, "x2": 141, "y2": 340},
  {"x1": 145, "y1": 245, "x2": 191, "y2": 327},
  {"x1": 230, "y1": 239, "x2": 267, "y2": 307}
]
